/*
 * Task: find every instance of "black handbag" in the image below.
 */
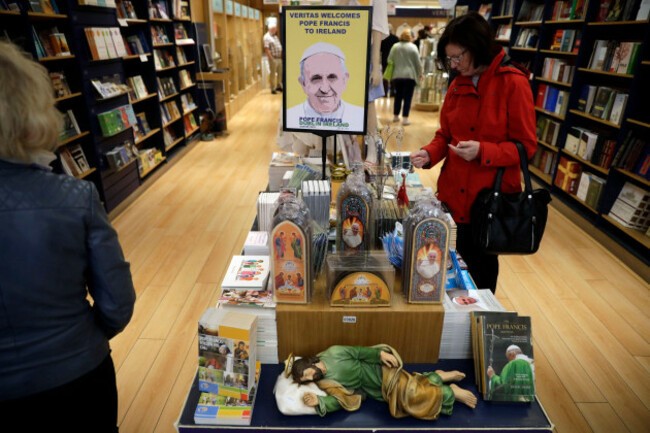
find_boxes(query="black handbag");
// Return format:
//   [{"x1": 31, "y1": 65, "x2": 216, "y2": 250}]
[{"x1": 470, "y1": 141, "x2": 552, "y2": 255}]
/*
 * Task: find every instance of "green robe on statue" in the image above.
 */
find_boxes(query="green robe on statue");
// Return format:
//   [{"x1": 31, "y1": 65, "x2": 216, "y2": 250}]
[
  {"x1": 314, "y1": 345, "x2": 454, "y2": 418},
  {"x1": 488, "y1": 357, "x2": 535, "y2": 402}
]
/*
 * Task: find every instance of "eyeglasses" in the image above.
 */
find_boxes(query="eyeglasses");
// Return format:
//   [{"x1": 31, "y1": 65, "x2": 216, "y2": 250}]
[{"x1": 435, "y1": 49, "x2": 467, "y2": 71}]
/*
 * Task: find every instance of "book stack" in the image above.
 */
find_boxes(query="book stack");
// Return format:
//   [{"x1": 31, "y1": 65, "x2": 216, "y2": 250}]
[
  {"x1": 540, "y1": 57, "x2": 575, "y2": 84},
  {"x1": 196, "y1": 307, "x2": 259, "y2": 425},
  {"x1": 575, "y1": 172, "x2": 606, "y2": 210},
  {"x1": 440, "y1": 288, "x2": 506, "y2": 359},
  {"x1": 301, "y1": 180, "x2": 330, "y2": 229},
  {"x1": 218, "y1": 256, "x2": 277, "y2": 364},
  {"x1": 608, "y1": 182, "x2": 650, "y2": 231},
  {"x1": 256, "y1": 192, "x2": 280, "y2": 233},
  {"x1": 471, "y1": 311, "x2": 535, "y2": 402},
  {"x1": 555, "y1": 156, "x2": 582, "y2": 194},
  {"x1": 549, "y1": 29, "x2": 579, "y2": 53},
  {"x1": 243, "y1": 231, "x2": 269, "y2": 256},
  {"x1": 269, "y1": 152, "x2": 299, "y2": 191}
]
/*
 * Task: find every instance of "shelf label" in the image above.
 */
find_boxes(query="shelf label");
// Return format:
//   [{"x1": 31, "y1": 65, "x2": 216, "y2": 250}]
[
  {"x1": 342, "y1": 316, "x2": 357, "y2": 324},
  {"x1": 117, "y1": 18, "x2": 128, "y2": 27},
  {"x1": 139, "y1": 54, "x2": 148, "y2": 62}
]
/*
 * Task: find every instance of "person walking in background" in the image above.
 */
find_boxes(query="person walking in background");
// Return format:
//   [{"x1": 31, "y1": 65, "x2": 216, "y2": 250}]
[
  {"x1": 409, "y1": 12, "x2": 537, "y2": 293},
  {"x1": 0, "y1": 40, "x2": 136, "y2": 432},
  {"x1": 380, "y1": 24, "x2": 399, "y2": 97},
  {"x1": 264, "y1": 23, "x2": 283, "y2": 94},
  {"x1": 387, "y1": 29, "x2": 423, "y2": 126}
]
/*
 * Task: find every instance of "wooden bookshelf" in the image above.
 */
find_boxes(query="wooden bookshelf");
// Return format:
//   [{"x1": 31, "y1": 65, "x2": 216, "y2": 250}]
[
  {"x1": 535, "y1": 107, "x2": 565, "y2": 121},
  {"x1": 135, "y1": 128, "x2": 161, "y2": 145},
  {"x1": 536, "y1": 76, "x2": 572, "y2": 88},
  {"x1": 129, "y1": 93, "x2": 157, "y2": 105},
  {"x1": 57, "y1": 131, "x2": 90, "y2": 148},
  {"x1": 77, "y1": 167, "x2": 97, "y2": 179},
  {"x1": 139, "y1": 156, "x2": 166, "y2": 178},
  {"x1": 569, "y1": 109, "x2": 621, "y2": 129},
  {"x1": 55, "y1": 92, "x2": 83, "y2": 103},
  {"x1": 602, "y1": 214, "x2": 650, "y2": 249},
  {"x1": 559, "y1": 149, "x2": 609, "y2": 176},
  {"x1": 529, "y1": 165, "x2": 553, "y2": 185},
  {"x1": 165, "y1": 136, "x2": 184, "y2": 151}
]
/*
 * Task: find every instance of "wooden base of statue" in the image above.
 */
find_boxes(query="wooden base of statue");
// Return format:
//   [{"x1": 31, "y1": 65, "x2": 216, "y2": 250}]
[{"x1": 276, "y1": 272, "x2": 444, "y2": 363}]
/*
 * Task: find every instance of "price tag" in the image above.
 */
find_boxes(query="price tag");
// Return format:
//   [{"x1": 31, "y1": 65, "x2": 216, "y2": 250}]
[
  {"x1": 139, "y1": 54, "x2": 148, "y2": 62},
  {"x1": 117, "y1": 18, "x2": 128, "y2": 27},
  {"x1": 342, "y1": 316, "x2": 357, "y2": 324}
]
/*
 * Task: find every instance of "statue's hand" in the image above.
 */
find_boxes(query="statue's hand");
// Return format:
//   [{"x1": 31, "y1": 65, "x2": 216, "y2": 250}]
[
  {"x1": 303, "y1": 392, "x2": 319, "y2": 407},
  {"x1": 380, "y1": 350, "x2": 398, "y2": 368}
]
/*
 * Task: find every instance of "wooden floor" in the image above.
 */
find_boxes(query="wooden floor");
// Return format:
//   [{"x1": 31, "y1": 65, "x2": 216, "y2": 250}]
[{"x1": 110, "y1": 90, "x2": 650, "y2": 433}]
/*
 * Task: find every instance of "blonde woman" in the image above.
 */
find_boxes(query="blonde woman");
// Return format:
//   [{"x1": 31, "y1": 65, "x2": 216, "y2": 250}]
[
  {"x1": 0, "y1": 41, "x2": 135, "y2": 432},
  {"x1": 386, "y1": 29, "x2": 423, "y2": 126}
]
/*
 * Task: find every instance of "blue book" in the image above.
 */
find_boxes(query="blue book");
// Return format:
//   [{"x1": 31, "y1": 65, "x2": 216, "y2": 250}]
[{"x1": 544, "y1": 87, "x2": 559, "y2": 113}]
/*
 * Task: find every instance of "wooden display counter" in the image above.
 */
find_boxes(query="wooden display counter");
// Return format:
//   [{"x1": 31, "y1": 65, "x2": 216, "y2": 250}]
[{"x1": 276, "y1": 277, "x2": 444, "y2": 363}]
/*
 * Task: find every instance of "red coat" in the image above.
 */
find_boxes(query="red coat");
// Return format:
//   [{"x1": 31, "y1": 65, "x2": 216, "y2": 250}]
[{"x1": 422, "y1": 49, "x2": 537, "y2": 223}]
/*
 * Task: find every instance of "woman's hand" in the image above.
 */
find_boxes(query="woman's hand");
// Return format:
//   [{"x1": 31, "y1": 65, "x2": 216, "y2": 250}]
[
  {"x1": 410, "y1": 150, "x2": 431, "y2": 168},
  {"x1": 448, "y1": 140, "x2": 480, "y2": 161},
  {"x1": 380, "y1": 350, "x2": 399, "y2": 368}
]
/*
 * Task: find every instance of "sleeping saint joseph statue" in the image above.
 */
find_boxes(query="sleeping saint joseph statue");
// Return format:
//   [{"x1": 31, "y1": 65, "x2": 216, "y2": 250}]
[{"x1": 290, "y1": 345, "x2": 477, "y2": 418}]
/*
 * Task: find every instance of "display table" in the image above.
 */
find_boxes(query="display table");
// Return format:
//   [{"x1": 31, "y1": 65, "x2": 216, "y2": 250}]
[
  {"x1": 176, "y1": 359, "x2": 554, "y2": 432},
  {"x1": 276, "y1": 277, "x2": 445, "y2": 363}
]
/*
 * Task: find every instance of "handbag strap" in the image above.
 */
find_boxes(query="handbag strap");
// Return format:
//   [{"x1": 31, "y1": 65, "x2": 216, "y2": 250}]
[{"x1": 492, "y1": 141, "x2": 533, "y2": 194}]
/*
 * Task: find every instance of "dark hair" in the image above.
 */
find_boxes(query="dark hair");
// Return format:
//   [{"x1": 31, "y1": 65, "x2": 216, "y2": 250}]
[
  {"x1": 437, "y1": 11, "x2": 499, "y2": 70},
  {"x1": 291, "y1": 356, "x2": 320, "y2": 383}
]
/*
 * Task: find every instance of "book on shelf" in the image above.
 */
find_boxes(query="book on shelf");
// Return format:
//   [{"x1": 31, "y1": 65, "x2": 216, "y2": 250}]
[
  {"x1": 149, "y1": 0, "x2": 169, "y2": 19},
  {"x1": 157, "y1": 76, "x2": 178, "y2": 98},
  {"x1": 181, "y1": 93, "x2": 196, "y2": 112},
  {"x1": 176, "y1": 46, "x2": 188, "y2": 64},
  {"x1": 184, "y1": 112, "x2": 198, "y2": 133},
  {"x1": 471, "y1": 311, "x2": 534, "y2": 402},
  {"x1": 518, "y1": 1, "x2": 544, "y2": 21},
  {"x1": 496, "y1": 23, "x2": 511, "y2": 39},
  {"x1": 608, "y1": 182, "x2": 650, "y2": 230},
  {"x1": 163, "y1": 125, "x2": 178, "y2": 147},
  {"x1": 174, "y1": 22, "x2": 194, "y2": 45},
  {"x1": 126, "y1": 75, "x2": 149, "y2": 100},
  {"x1": 30, "y1": 0, "x2": 58, "y2": 13},
  {"x1": 478, "y1": 3, "x2": 492, "y2": 20},
  {"x1": 59, "y1": 109, "x2": 81, "y2": 142},
  {"x1": 59, "y1": 147, "x2": 81, "y2": 176},
  {"x1": 135, "y1": 112, "x2": 151, "y2": 138},
  {"x1": 49, "y1": 71, "x2": 72, "y2": 98},
  {"x1": 125, "y1": 30, "x2": 150, "y2": 55},
  {"x1": 153, "y1": 48, "x2": 175, "y2": 70},
  {"x1": 151, "y1": 25, "x2": 170, "y2": 45},
  {"x1": 555, "y1": 156, "x2": 582, "y2": 193},
  {"x1": 68, "y1": 143, "x2": 90, "y2": 173},
  {"x1": 90, "y1": 76, "x2": 129, "y2": 100},
  {"x1": 179, "y1": 69, "x2": 193, "y2": 88},
  {"x1": 576, "y1": 172, "x2": 606, "y2": 208},
  {"x1": 576, "y1": 84, "x2": 597, "y2": 113},
  {"x1": 637, "y1": 0, "x2": 650, "y2": 19},
  {"x1": 116, "y1": 0, "x2": 138, "y2": 19},
  {"x1": 633, "y1": 146, "x2": 650, "y2": 180},
  {"x1": 105, "y1": 141, "x2": 137, "y2": 171},
  {"x1": 220, "y1": 256, "x2": 271, "y2": 292}
]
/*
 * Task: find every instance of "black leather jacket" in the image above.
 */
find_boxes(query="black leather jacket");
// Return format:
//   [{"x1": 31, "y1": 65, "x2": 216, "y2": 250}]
[{"x1": 0, "y1": 159, "x2": 135, "y2": 401}]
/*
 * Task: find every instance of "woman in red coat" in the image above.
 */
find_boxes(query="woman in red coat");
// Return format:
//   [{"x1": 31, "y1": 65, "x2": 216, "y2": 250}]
[{"x1": 410, "y1": 12, "x2": 537, "y2": 292}]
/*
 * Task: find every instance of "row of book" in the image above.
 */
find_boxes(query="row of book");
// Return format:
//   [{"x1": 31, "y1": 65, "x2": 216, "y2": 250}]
[
  {"x1": 513, "y1": 28, "x2": 538, "y2": 49},
  {"x1": 136, "y1": 147, "x2": 164, "y2": 176},
  {"x1": 608, "y1": 181, "x2": 650, "y2": 231},
  {"x1": 517, "y1": 1, "x2": 544, "y2": 21},
  {"x1": 126, "y1": 75, "x2": 149, "y2": 101},
  {"x1": 540, "y1": 57, "x2": 575, "y2": 84},
  {"x1": 85, "y1": 27, "x2": 130, "y2": 60},
  {"x1": 59, "y1": 109, "x2": 82, "y2": 142},
  {"x1": 1, "y1": 0, "x2": 58, "y2": 12},
  {"x1": 59, "y1": 143, "x2": 91, "y2": 177},
  {"x1": 471, "y1": 311, "x2": 535, "y2": 402},
  {"x1": 179, "y1": 69, "x2": 193, "y2": 88},
  {"x1": 105, "y1": 141, "x2": 138, "y2": 171},
  {"x1": 564, "y1": 126, "x2": 617, "y2": 169},
  {"x1": 163, "y1": 125, "x2": 179, "y2": 148},
  {"x1": 611, "y1": 131, "x2": 649, "y2": 178},
  {"x1": 588, "y1": 40, "x2": 642, "y2": 75},
  {"x1": 151, "y1": 24, "x2": 170, "y2": 45},
  {"x1": 97, "y1": 103, "x2": 151, "y2": 142},
  {"x1": 32, "y1": 26, "x2": 70, "y2": 59},
  {"x1": 154, "y1": 48, "x2": 176, "y2": 70},
  {"x1": 531, "y1": 147, "x2": 558, "y2": 175},
  {"x1": 161, "y1": 100, "x2": 181, "y2": 125},
  {"x1": 157, "y1": 76, "x2": 177, "y2": 99},
  {"x1": 183, "y1": 112, "x2": 198, "y2": 135},
  {"x1": 115, "y1": 0, "x2": 137, "y2": 19},
  {"x1": 578, "y1": 85, "x2": 628, "y2": 125},
  {"x1": 550, "y1": 0, "x2": 586, "y2": 20},
  {"x1": 536, "y1": 117, "x2": 562, "y2": 146},
  {"x1": 496, "y1": 23, "x2": 512, "y2": 40},
  {"x1": 549, "y1": 28, "x2": 580, "y2": 53},
  {"x1": 575, "y1": 171, "x2": 606, "y2": 210},
  {"x1": 180, "y1": 93, "x2": 196, "y2": 112},
  {"x1": 536, "y1": 84, "x2": 569, "y2": 117},
  {"x1": 595, "y1": 0, "x2": 650, "y2": 22},
  {"x1": 498, "y1": 0, "x2": 515, "y2": 16}
]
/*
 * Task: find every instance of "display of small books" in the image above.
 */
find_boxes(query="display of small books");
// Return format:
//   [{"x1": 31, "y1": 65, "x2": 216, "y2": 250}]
[
  {"x1": 218, "y1": 289, "x2": 274, "y2": 308},
  {"x1": 221, "y1": 256, "x2": 270, "y2": 292},
  {"x1": 91, "y1": 79, "x2": 127, "y2": 99},
  {"x1": 106, "y1": 141, "x2": 136, "y2": 171},
  {"x1": 49, "y1": 71, "x2": 71, "y2": 98}
]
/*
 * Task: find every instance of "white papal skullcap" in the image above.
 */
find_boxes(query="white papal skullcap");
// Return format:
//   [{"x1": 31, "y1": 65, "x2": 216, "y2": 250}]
[
  {"x1": 506, "y1": 345, "x2": 521, "y2": 353},
  {"x1": 300, "y1": 42, "x2": 346, "y2": 63}
]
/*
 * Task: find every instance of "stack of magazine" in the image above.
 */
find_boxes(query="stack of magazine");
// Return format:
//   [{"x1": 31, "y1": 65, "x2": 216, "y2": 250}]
[
  {"x1": 440, "y1": 288, "x2": 506, "y2": 359},
  {"x1": 217, "y1": 255, "x2": 278, "y2": 364},
  {"x1": 471, "y1": 311, "x2": 535, "y2": 402}
]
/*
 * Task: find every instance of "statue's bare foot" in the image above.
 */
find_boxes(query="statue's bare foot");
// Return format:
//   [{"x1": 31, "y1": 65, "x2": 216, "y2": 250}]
[
  {"x1": 436, "y1": 370, "x2": 466, "y2": 383},
  {"x1": 450, "y1": 384, "x2": 477, "y2": 409}
]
